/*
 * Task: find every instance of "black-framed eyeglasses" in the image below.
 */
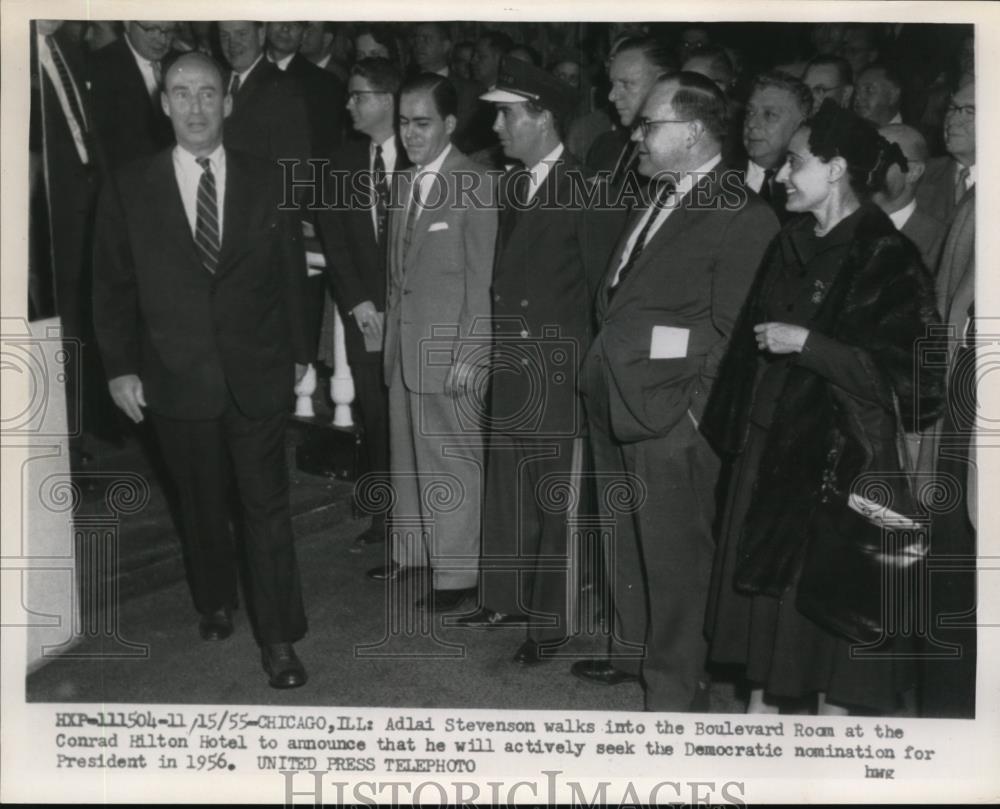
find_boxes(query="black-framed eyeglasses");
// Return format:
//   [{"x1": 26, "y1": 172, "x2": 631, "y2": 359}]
[
  {"x1": 348, "y1": 90, "x2": 389, "y2": 103},
  {"x1": 634, "y1": 117, "x2": 692, "y2": 137},
  {"x1": 134, "y1": 22, "x2": 177, "y2": 39},
  {"x1": 946, "y1": 103, "x2": 975, "y2": 118}
]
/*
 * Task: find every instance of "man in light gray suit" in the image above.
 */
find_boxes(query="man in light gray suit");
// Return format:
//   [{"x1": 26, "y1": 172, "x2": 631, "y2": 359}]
[{"x1": 367, "y1": 73, "x2": 498, "y2": 613}]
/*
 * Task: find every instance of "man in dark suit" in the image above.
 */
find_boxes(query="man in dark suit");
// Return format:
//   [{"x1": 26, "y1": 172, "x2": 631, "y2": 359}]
[
  {"x1": 740, "y1": 70, "x2": 812, "y2": 223},
  {"x1": 92, "y1": 53, "x2": 312, "y2": 689},
  {"x1": 217, "y1": 21, "x2": 311, "y2": 167},
  {"x1": 264, "y1": 21, "x2": 346, "y2": 156},
  {"x1": 915, "y1": 81, "x2": 975, "y2": 230},
  {"x1": 316, "y1": 58, "x2": 407, "y2": 548},
  {"x1": 30, "y1": 20, "x2": 113, "y2": 457},
  {"x1": 408, "y1": 22, "x2": 487, "y2": 155},
  {"x1": 853, "y1": 62, "x2": 904, "y2": 126},
  {"x1": 570, "y1": 72, "x2": 779, "y2": 710},
  {"x1": 875, "y1": 123, "x2": 947, "y2": 272},
  {"x1": 299, "y1": 22, "x2": 350, "y2": 84},
  {"x1": 89, "y1": 20, "x2": 176, "y2": 171},
  {"x1": 454, "y1": 59, "x2": 607, "y2": 665},
  {"x1": 585, "y1": 37, "x2": 675, "y2": 185}
]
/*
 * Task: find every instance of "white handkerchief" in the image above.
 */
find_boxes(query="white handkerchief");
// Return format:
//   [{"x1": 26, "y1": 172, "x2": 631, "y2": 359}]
[
  {"x1": 649, "y1": 325, "x2": 689, "y2": 359},
  {"x1": 428, "y1": 221, "x2": 449, "y2": 232}
]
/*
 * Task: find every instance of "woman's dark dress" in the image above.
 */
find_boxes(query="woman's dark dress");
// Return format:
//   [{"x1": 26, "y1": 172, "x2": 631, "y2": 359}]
[{"x1": 705, "y1": 208, "x2": 912, "y2": 712}]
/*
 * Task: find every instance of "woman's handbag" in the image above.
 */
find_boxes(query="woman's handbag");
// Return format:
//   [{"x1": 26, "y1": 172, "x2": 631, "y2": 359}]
[{"x1": 796, "y1": 394, "x2": 928, "y2": 644}]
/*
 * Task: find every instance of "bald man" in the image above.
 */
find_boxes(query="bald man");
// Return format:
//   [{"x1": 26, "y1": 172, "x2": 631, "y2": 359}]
[
  {"x1": 874, "y1": 123, "x2": 947, "y2": 272},
  {"x1": 93, "y1": 53, "x2": 313, "y2": 689}
]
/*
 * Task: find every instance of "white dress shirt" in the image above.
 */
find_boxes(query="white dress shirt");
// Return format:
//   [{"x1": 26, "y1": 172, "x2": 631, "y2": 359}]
[
  {"x1": 888, "y1": 198, "x2": 917, "y2": 230},
  {"x1": 173, "y1": 144, "x2": 227, "y2": 242},
  {"x1": 612, "y1": 153, "x2": 723, "y2": 285},
  {"x1": 409, "y1": 143, "x2": 453, "y2": 222},
  {"x1": 124, "y1": 33, "x2": 161, "y2": 97},
  {"x1": 229, "y1": 53, "x2": 263, "y2": 94},
  {"x1": 269, "y1": 52, "x2": 295, "y2": 71},
  {"x1": 524, "y1": 142, "x2": 564, "y2": 202},
  {"x1": 36, "y1": 33, "x2": 90, "y2": 163},
  {"x1": 745, "y1": 159, "x2": 767, "y2": 194}
]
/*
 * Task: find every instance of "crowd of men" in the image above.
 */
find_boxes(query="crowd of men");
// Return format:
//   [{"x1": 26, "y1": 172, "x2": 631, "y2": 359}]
[{"x1": 30, "y1": 20, "x2": 975, "y2": 710}]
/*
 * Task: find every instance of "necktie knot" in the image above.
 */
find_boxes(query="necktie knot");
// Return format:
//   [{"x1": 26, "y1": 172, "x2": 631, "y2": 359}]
[{"x1": 196, "y1": 156, "x2": 212, "y2": 172}]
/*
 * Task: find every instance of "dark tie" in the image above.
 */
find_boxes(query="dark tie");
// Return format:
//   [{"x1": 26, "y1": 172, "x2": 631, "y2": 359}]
[
  {"x1": 372, "y1": 144, "x2": 389, "y2": 244},
  {"x1": 500, "y1": 167, "x2": 531, "y2": 244},
  {"x1": 194, "y1": 157, "x2": 221, "y2": 273},
  {"x1": 758, "y1": 167, "x2": 776, "y2": 204},
  {"x1": 402, "y1": 175, "x2": 422, "y2": 262},
  {"x1": 608, "y1": 182, "x2": 673, "y2": 303},
  {"x1": 955, "y1": 165, "x2": 970, "y2": 204},
  {"x1": 46, "y1": 35, "x2": 88, "y2": 136},
  {"x1": 151, "y1": 60, "x2": 163, "y2": 97},
  {"x1": 228, "y1": 73, "x2": 241, "y2": 99}
]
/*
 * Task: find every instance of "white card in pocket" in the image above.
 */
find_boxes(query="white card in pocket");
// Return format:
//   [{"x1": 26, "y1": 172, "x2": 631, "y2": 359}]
[
  {"x1": 649, "y1": 325, "x2": 689, "y2": 359},
  {"x1": 428, "y1": 221, "x2": 449, "y2": 232}
]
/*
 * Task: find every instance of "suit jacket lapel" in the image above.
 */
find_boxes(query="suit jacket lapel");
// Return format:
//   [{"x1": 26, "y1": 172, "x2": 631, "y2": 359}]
[
  {"x1": 403, "y1": 147, "x2": 459, "y2": 269},
  {"x1": 216, "y1": 149, "x2": 250, "y2": 274},
  {"x1": 147, "y1": 149, "x2": 204, "y2": 271}
]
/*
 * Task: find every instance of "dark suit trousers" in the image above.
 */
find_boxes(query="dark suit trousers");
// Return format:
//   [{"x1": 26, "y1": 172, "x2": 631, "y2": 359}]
[
  {"x1": 352, "y1": 361, "x2": 390, "y2": 528},
  {"x1": 585, "y1": 356, "x2": 719, "y2": 711},
  {"x1": 151, "y1": 399, "x2": 307, "y2": 645},
  {"x1": 481, "y1": 435, "x2": 575, "y2": 644}
]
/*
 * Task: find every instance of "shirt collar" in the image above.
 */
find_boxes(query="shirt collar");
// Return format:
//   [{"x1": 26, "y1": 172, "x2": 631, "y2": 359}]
[
  {"x1": 174, "y1": 143, "x2": 225, "y2": 172},
  {"x1": 124, "y1": 32, "x2": 157, "y2": 68},
  {"x1": 526, "y1": 142, "x2": 564, "y2": 174},
  {"x1": 269, "y1": 52, "x2": 295, "y2": 71},
  {"x1": 417, "y1": 142, "x2": 452, "y2": 174},
  {"x1": 888, "y1": 198, "x2": 917, "y2": 230},
  {"x1": 236, "y1": 53, "x2": 264, "y2": 83},
  {"x1": 672, "y1": 153, "x2": 723, "y2": 199}
]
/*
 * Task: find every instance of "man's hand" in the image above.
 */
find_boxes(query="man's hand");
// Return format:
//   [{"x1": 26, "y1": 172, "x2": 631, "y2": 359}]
[
  {"x1": 754, "y1": 322, "x2": 809, "y2": 354},
  {"x1": 444, "y1": 358, "x2": 482, "y2": 399},
  {"x1": 351, "y1": 300, "x2": 383, "y2": 345},
  {"x1": 108, "y1": 374, "x2": 146, "y2": 423}
]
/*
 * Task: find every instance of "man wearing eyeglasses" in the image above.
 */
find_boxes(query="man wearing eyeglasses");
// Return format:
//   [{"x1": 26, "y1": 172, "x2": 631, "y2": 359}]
[
  {"x1": 802, "y1": 55, "x2": 854, "y2": 110},
  {"x1": 316, "y1": 58, "x2": 409, "y2": 550},
  {"x1": 571, "y1": 72, "x2": 778, "y2": 711},
  {"x1": 916, "y1": 81, "x2": 976, "y2": 230},
  {"x1": 89, "y1": 20, "x2": 177, "y2": 170}
]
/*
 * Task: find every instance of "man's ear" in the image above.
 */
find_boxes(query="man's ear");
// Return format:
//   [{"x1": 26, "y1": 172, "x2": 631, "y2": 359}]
[
  {"x1": 160, "y1": 90, "x2": 170, "y2": 118},
  {"x1": 445, "y1": 113, "x2": 457, "y2": 137},
  {"x1": 906, "y1": 159, "x2": 925, "y2": 185},
  {"x1": 842, "y1": 85, "x2": 854, "y2": 107},
  {"x1": 223, "y1": 92, "x2": 233, "y2": 119}
]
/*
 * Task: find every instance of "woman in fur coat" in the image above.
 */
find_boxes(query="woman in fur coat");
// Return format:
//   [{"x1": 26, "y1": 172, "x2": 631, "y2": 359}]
[{"x1": 701, "y1": 101, "x2": 944, "y2": 715}]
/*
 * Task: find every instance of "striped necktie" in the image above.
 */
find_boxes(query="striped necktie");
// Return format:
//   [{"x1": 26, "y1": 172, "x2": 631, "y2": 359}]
[
  {"x1": 372, "y1": 144, "x2": 389, "y2": 244},
  {"x1": 194, "y1": 157, "x2": 221, "y2": 273}
]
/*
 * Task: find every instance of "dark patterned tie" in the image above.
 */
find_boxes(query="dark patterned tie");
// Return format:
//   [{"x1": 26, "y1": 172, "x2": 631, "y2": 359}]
[
  {"x1": 608, "y1": 182, "x2": 673, "y2": 303},
  {"x1": 955, "y1": 165, "x2": 970, "y2": 204},
  {"x1": 151, "y1": 60, "x2": 163, "y2": 98},
  {"x1": 372, "y1": 144, "x2": 389, "y2": 244},
  {"x1": 194, "y1": 157, "x2": 221, "y2": 273},
  {"x1": 46, "y1": 35, "x2": 88, "y2": 135},
  {"x1": 228, "y1": 72, "x2": 241, "y2": 100}
]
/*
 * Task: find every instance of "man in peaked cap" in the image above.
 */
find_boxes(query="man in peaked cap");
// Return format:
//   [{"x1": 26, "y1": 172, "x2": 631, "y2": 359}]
[{"x1": 453, "y1": 59, "x2": 615, "y2": 667}]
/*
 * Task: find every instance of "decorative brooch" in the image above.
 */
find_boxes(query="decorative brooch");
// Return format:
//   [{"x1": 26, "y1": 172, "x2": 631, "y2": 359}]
[{"x1": 811, "y1": 279, "x2": 828, "y2": 304}]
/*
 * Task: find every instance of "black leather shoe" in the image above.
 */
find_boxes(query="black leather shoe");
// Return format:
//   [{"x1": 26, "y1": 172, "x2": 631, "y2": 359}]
[
  {"x1": 415, "y1": 587, "x2": 476, "y2": 613},
  {"x1": 570, "y1": 658, "x2": 639, "y2": 686},
  {"x1": 451, "y1": 607, "x2": 529, "y2": 628},
  {"x1": 366, "y1": 561, "x2": 415, "y2": 581},
  {"x1": 198, "y1": 607, "x2": 233, "y2": 641},
  {"x1": 261, "y1": 643, "x2": 307, "y2": 689},
  {"x1": 353, "y1": 524, "x2": 385, "y2": 549},
  {"x1": 513, "y1": 639, "x2": 548, "y2": 666}
]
